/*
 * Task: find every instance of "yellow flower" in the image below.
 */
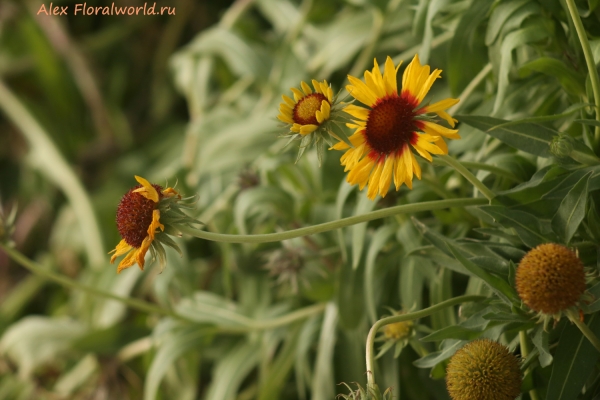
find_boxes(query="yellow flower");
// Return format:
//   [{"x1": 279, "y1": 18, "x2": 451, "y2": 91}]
[
  {"x1": 332, "y1": 55, "x2": 460, "y2": 200},
  {"x1": 110, "y1": 176, "x2": 179, "y2": 273},
  {"x1": 278, "y1": 80, "x2": 333, "y2": 136}
]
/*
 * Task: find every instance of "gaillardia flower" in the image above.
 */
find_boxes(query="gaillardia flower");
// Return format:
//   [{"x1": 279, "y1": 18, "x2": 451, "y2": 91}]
[
  {"x1": 446, "y1": 339, "x2": 522, "y2": 400},
  {"x1": 110, "y1": 175, "x2": 199, "y2": 273},
  {"x1": 516, "y1": 243, "x2": 586, "y2": 319},
  {"x1": 278, "y1": 80, "x2": 333, "y2": 136},
  {"x1": 332, "y1": 55, "x2": 460, "y2": 200}
]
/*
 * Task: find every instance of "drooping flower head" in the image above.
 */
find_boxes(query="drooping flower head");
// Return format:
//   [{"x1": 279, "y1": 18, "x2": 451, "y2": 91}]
[
  {"x1": 331, "y1": 55, "x2": 460, "y2": 200},
  {"x1": 278, "y1": 80, "x2": 343, "y2": 164},
  {"x1": 110, "y1": 175, "x2": 199, "y2": 273},
  {"x1": 446, "y1": 339, "x2": 522, "y2": 400},
  {"x1": 516, "y1": 243, "x2": 587, "y2": 320}
]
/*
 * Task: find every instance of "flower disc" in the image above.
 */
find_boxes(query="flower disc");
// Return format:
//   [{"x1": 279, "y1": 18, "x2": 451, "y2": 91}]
[
  {"x1": 365, "y1": 96, "x2": 417, "y2": 154},
  {"x1": 293, "y1": 93, "x2": 328, "y2": 125},
  {"x1": 446, "y1": 339, "x2": 522, "y2": 400},
  {"x1": 116, "y1": 184, "x2": 163, "y2": 248},
  {"x1": 516, "y1": 243, "x2": 585, "y2": 315}
]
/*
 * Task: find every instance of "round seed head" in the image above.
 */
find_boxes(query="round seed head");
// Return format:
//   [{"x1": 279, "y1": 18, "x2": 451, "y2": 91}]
[
  {"x1": 446, "y1": 339, "x2": 521, "y2": 400},
  {"x1": 516, "y1": 243, "x2": 586, "y2": 315}
]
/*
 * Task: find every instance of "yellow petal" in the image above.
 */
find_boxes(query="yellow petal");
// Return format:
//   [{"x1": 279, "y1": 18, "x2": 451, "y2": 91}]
[
  {"x1": 291, "y1": 124, "x2": 302, "y2": 133},
  {"x1": 110, "y1": 239, "x2": 133, "y2": 263},
  {"x1": 436, "y1": 137, "x2": 448, "y2": 154},
  {"x1": 367, "y1": 160, "x2": 385, "y2": 200},
  {"x1": 299, "y1": 124, "x2": 318, "y2": 135},
  {"x1": 117, "y1": 247, "x2": 140, "y2": 273},
  {"x1": 348, "y1": 156, "x2": 375, "y2": 190},
  {"x1": 422, "y1": 98, "x2": 459, "y2": 113},
  {"x1": 379, "y1": 156, "x2": 394, "y2": 197},
  {"x1": 421, "y1": 121, "x2": 461, "y2": 139},
  {"x1": 279, "y1": 103, "x2": 293, "y2": 114},
  {"x1": 401, "y1": 146, "x2": 414, "y2": 189},
  {"x1": 326, "y1": 87, "x2": 333, "y2": 102},
  {"x1": 135, "y1": 235, "x2": 153, "y2": 271},
  {"x1": 402, "y1": 54, "x2": 422, "y2": 97},
  {"x1": 393, "y1": 152, "x2": 403, "y2": 190},
  {"x1": 278, "y1": 113, "x2": 294, "y2": 124},
  {"x1": 282, "y1": 94, "x2": 296, "y2": 107},
  {"x1": 415, "y1": 69, "x2": 442, "y2": 103},
  {"x1": 346, "y1": 76, "x2": 377, "y2": 107},
  {"x1": 301, "y1": 81, "x2": 312, "y2": 95},
  {"x1": 312, "y1": 79, "x2": 322, "y2": 94},
  {"x1": 344, "y1": 104, "x2": 370, "y2": 121},
  {"x1": 291, "y1": 87, "x2": 304, "y2": 102},
  {"x1": 147, "y1": 209, "x2": 164, "y2": 240},
  {"x1": 383, "y1": 56, "x2": 400, "y2": 96},
  {"x1": 320, "y1": 100, "x2": 331, "y2": 120},
  {"x1": 411, "y1": 152, "x2": 422, "y2": 180},
  {"x1": 134, "y1": 176, "x2": 159, "y2": 202},
  {"x1": 162, "y1": 187, "x2": 181, "y2": 198}
]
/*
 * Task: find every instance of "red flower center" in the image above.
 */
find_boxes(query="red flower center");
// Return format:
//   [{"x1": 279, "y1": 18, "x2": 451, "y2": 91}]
[
  {"x1": 116, "y1": 184, "x2": 163, "y2": 248},
  {"x1": 293, "y1": 93, "x2": 328, "y2": 125},
  {"x1": 365, "y1": 95, "x2": 417, "y2": 154}
]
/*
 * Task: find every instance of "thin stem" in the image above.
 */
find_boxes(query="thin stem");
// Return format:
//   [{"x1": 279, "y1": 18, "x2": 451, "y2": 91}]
[
  {"x1": 565, "y1": 0, "x2": 600, "y2": 140},
  {"x1": 0, "y1": 243, "x2": 326, "y2": 332},
  {"x1": 365, "y1": 295, "x2": 486, "y2": 387},
  {"x1": 0, "y1": 243, "x2": 189, "y2": 322},
  {"x1": 180, "y1": 197, "x2": 487, "y2": 243},
  {"x1": 520, "y1": 330, "x2": 540, "y2": 400},
  {"x1": 568, "y1": 311, "x2": 600, "y2": 353},
  {"x1": 437, "y1": 155, "x2": 496, "y2": 201},
  {"x1": 432, "y1": 158, "x2": 520, "y2": 182}
]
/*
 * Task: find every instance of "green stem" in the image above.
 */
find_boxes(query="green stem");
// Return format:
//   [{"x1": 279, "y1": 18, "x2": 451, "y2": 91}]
[
  {"x1": 365, "y1": 295, "x2": 485, "y2": 388},
  {"x1": 568, "y1": 310, "x2": 600, "y2": 353},
  {"x1": 0, "y1": 243, "x2": 326, "y2": 331},
  {"x1": 520, "y1": 330, "x2": 540, "y2": 400},
  {"x1": 437, "y1": 155, "x2": 496, "y2": 201},
  {"x1": 0, "y1": 243, "x2": 188, "y2": 322},
  {"x1": 181, "y1": 197, "x2": 487, "y2": 243},
  {"x1": 565, "y1": 0, "x2": 600, "y2": 140}
]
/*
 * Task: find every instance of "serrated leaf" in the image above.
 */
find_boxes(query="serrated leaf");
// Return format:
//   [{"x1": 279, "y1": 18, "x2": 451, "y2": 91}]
[{"x1": 551, "y1": 171, "x2": 592, "y2": 244}]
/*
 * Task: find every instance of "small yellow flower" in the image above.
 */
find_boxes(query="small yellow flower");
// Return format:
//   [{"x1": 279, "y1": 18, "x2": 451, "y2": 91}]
[
  {"x1": 516, "y1": 243, "x2": 586, "y2": 317},
  {"x1": 278, "y1": 80, "x2": 333, "y2": 136},
  {"x1": 383, "y1": 319, "x2": 413, "y2": 341},
  {"x1": 331, "y1": 55, "x2": 460, "y2": 200},
  {"x1": 110, "y1": 176, "x2": 178, "y2": 273},
  {"x1": 446, "y1": 339, "x2": 522, "y2": 400}
]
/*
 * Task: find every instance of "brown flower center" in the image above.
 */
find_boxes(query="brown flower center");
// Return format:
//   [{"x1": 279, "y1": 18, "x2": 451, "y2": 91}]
[
  {"x1": 293, "y1": 93, "x2": 327, "y2": 125},
  {"x1": 116, "y1": 184, "x2": 163, "y2": 248},
  {"x1": 365, "y1": 95, "x2": 417, "y2": 154}
]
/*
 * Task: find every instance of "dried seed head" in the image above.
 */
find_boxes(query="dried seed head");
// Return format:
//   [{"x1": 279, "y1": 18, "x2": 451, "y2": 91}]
[
  {"x1": 116, "y1": 184, "x2": 163, "y2": 248},
  {"x1": 516, "y1": 243, "x2": 586, "y2": 315},
  {"x1": 446, "y1": 339, "x2": 521, "y2": 400}
]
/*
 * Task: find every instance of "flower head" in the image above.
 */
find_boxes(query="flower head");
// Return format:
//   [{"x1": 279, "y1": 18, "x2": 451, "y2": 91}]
[
  {"x1": 516, "y1": 243, "x2": 586, "y2": 317},
  {"x1": 446, "y1": 339, "x2": 522, "y2": 400},
  {"x1": 278, "y1": 80, "x2": 343, "y2": 165},
  {"x1": 110, "y1": 175, "x2": 199, "y2": 273},
  {"x1": 376, "y1": 309, "x2": 416, "y2": 359},
  {"x1": 278, "y1": 80, "x2": 333, "y2": 136},
  {"x1": 331, "y1": 55, "x2": 460, "y2": 200}
]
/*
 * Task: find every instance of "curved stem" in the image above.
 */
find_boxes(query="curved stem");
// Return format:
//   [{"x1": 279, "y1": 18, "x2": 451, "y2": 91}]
[
  {"x1": 565, "y1": 0, "x2": 600, "y2": 140},
  {"x1": 437, "y1": 155, "x2": 496, "y2": 201},
  {"x1": 365, "y1": 295, "x2": 486, "y2": 388},
  {"x1": 0, "y1": 243, "x2": 326, "y2": 331},
  {"x1": 180, "y1": 197, "x2": 487, "y2": 243},
  {"x1": 520, "y1": 330, "x2": 540, "y2": 400},
  {"x1": 432, "y1": 158, "x2": 519, "y2": 182}
]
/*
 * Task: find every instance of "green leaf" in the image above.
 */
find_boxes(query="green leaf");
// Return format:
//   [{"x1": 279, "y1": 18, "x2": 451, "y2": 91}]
[
  {"x1": 519, "y1": 57, "x2": 585, "y2": 96},
  {"x1": 547, "y1": 315, "x2": 600, "y2": 400},
  {"x1": 479, "y1": 206, "x2": 552, "y2": 248},
  {"x1": 352, "y1": 194, "x2": 377, "y2": 269},
  {"x1": 532, "y1": 327, "x2": 552, "y2": 368},
  {"x1": 551, "y1": 171, "x2": 592, "y2": 244},
  {"x1": 364, "y1": 225, "x2": 396, "y2": 324},
  {"x1": 446, "y1": 243, "x2": 519, "y2": 305},
  {"x1": 485, "y1": 0, "x2": 531, "y2": 45},
  {"x1": 575, "y1": 119, "x2": 600, "y2": 128},
  {"x1": 457, "y1": 115, "x2": 553, "y2": 157}
]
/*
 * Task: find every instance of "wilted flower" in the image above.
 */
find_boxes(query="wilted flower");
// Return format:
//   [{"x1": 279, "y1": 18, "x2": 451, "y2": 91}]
[{"x1": 110, "y1": 175, "x2": 200, "y2": 273}]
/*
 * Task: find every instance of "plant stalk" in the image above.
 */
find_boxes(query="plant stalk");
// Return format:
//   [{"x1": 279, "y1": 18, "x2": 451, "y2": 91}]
[
  {"x1": 179, "y1": 197, "x2": 487, "y2": 243},
  {"x1": 437, "y1": 155, "x2": 496, "y2": 201},
  {"x1": 520, "y1": 330, "x2": 540, "y2": 400},
  {"x1": 365, "y1": 295, "x2": 485, "y2": 388},
  {"x1": 565, "y1": 0, "x2": 600, "y2": 140}
]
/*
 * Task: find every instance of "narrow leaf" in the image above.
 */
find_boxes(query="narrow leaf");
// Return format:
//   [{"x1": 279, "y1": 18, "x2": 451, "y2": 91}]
[{"x1": 551, "y1": 171, "x2": 592, "y2": 244}]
